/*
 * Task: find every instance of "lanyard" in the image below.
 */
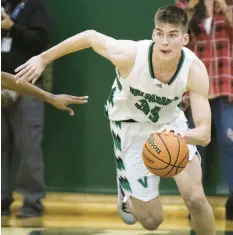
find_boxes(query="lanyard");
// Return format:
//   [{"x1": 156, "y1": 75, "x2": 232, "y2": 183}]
[
  {"x1": 2, "y1": 1, "x2": 25, "y2": 38},
  {"x1": 10, "y1": 1, "x2": 25, "y2": 20}
]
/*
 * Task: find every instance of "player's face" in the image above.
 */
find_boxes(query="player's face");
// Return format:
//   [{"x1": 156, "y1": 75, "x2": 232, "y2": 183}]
[{"x1": 152, "y1": 23, "x2": 189, "y2": 60}]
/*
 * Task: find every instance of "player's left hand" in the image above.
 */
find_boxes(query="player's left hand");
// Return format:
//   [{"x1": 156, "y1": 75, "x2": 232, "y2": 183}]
[
  {"x1": 156, "y1": 124, "x2": 184, "y2": 138},
  {"x1": 1, "y1": 11, "x2": 14, "y2": 30},
  {"x1": 50, "y1": 95, "x2": 88, "y2": 116}
]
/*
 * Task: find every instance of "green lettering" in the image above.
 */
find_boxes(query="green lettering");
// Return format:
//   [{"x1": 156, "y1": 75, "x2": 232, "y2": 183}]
[
  {"x1": 138, "y1": 176, "x2": 148, "y2": 188},
  {"x1": 135, "y1": 99, "x2": 150, "y2": 115},
  {"x1": 161, "y1": 97, "x2": 168, "y2": 105},
  {"x1": 135, "y1": 89, "x2": 140, "y2": 96},
  {"x1": 139, "y1": 90, "x2": 144, "y2": 97},
  {"x1": 149, "y1": 106, "x2": 161, "y2": 123},
  {"x1": 151, "y1": 95, "x2": 156, "y2": 103},
  {"x1": 156, "y1": 95, "x2": 163, "y2": 105}
]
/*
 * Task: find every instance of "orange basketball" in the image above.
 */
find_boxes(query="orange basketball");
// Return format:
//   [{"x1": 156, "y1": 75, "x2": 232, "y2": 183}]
[{"x1": 142, "y1": 131, "x2": 189, "y2": 178}]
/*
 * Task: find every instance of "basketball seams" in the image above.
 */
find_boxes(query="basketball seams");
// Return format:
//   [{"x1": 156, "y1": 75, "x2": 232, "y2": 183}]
[
  {"x1": 143, "y1": 132, "x2": 189, "y2": 177},
  {"x1": 164, "y1": 135, "x2": 180, "y2": 177},
  {"x1": 143, "y1": 146, "x2": 184, "y2": 169},
  {"x1": 144, "y1": 144, "x2": 173, "y2": 168},
  {"x1": 142, "y1": 153, "x2": 175, "y2": 170},
  {"x1": 175, "y1": 151, "x2": 189, "y2": 175},
  {"x1": 157, "y1": 133, "x2": 172, "y2": 165},
  {"x1": 146, "y1": 163, "x2": 185, "y2": 170},
  {"x1": 179, "y1": 149, "x2": 189, "y2": 167}
]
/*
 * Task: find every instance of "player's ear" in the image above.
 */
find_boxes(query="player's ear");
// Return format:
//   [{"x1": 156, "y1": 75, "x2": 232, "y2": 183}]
[
  {"x1": 152, "y1": 29, "x2": 156, "y2": 41},
  {"x1": 182, "y1": 33, "x2": 189, "y2": 46}
]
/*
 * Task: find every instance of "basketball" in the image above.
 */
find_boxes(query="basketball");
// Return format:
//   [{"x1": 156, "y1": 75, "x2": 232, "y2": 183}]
[{"x1": 142, "y1": 131, "x2": 189, "y2": 177}]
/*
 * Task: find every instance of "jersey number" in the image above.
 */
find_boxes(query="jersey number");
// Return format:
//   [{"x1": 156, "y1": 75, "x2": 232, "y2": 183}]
[{"x1": 135, "y1": 99, "x2": 161, "y2": 123}]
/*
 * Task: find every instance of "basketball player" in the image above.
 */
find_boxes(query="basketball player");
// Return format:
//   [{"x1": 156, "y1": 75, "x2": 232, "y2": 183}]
[
  {"x1": 14, "y1": 6, "x2": 215, "y2": 235},
  {"x1": 1, "y1": 72, "x2": 88, "y2": 115}
]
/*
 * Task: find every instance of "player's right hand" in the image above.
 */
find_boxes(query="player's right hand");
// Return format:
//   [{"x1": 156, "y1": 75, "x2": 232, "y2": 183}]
[
  {"x1": 50, "y1": 94, "x2": 88, "y2": 116},
  {"x1": 156, "y1": 124, "x2": 184, "y2": 138},
  {"x1": 15, "y1": 55, "x2": 46, "y2": 84}
]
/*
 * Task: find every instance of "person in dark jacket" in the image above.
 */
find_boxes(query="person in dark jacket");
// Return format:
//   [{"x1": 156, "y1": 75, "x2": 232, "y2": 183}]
[{"x1": 1, "y1": 0, "x2": 50, "y2": 218}]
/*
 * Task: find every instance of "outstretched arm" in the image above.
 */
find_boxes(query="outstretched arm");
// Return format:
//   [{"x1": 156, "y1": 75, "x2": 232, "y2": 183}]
[
  {"x1": 1, "y1": 71, "x2": 88, "y2": 116},
  {"x1": 15, "y1": 30, "x2": 137, "y2": 83},
  {"x1": 184, "y1": 57, "x2": 212, "y2": 146}
]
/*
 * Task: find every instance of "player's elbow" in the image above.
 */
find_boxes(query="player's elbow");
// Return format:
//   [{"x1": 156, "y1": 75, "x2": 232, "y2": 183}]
[
  {"x1": 85, "y1": 29, "x2": 97, "y2": 36},
  {"x1": 85, "y1": 30, "x2": 98, "y2": 45},
  {"x1": 199, "y1": 132, "x2": 211, "y2": 146},
  {"x1": 200, "y1": 137, "x2": 211, "y2": 147},
  {"x1": 197, "y1": 122, "x2": 211, "y2": 147}
]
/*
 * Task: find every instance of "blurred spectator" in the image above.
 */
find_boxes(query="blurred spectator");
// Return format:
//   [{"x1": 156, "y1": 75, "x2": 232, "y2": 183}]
[
  {"x1": 1, "y1": 0, "x2": 49, "y2": 218},
  {"x1": 176, "y1": 0, "x2": 233, "y2": 220}
]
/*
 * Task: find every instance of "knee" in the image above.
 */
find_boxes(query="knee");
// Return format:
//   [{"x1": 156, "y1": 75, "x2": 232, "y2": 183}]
[
  {"x1": 139, "y1": 214, "x2": 164, "y2": 231},
  {"x1": 183, "y1": 192, "x2": 207, "y2": 211}
]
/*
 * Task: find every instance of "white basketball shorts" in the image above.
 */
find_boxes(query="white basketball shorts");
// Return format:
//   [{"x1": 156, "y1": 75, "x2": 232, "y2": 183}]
[{"x1": 110, "y1": 119, "x2": 199, "y2": 202}]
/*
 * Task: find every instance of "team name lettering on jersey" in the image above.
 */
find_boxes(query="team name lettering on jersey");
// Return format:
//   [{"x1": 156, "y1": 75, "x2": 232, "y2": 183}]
[{"x1": 130, "y1": 87, "x2": 179, "y2": 105}]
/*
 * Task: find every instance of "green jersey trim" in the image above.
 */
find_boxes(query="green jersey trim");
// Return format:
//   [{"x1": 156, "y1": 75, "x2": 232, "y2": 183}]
[{"x1": 148, "y1": 42, "x2": 185, "y2": 86}]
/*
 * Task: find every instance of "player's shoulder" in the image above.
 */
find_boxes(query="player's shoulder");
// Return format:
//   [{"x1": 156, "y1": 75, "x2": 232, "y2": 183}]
[
  {"x1": 182, "y1": 46, "x2": 196, "y2": 60},
  {"x1": 132, "y1": 39, "x2": 153, "y2": 48},
  {"x1": 113, "y1": 39, "x2": 152, "y2": 62},
  {"x1": 137, "y1": 39, "x2": 153, "y2": 44},
  {"x1": 187, "y1": 56, "x2": 209, "y2": 92},
  {"x1": 117, "y1": 39, "x2": 152, "y2": 57},
  {"x1": 189, "y1": 55, "x2": 207, "y2": 75},
  {"x1": 132, "y1": 39, "x2": 153, "y2": 55}
]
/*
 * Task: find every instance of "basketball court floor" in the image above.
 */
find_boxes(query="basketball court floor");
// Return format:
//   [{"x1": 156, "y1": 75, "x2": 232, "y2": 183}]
[
  {"x1": 2, "y1": 215, "x2": 233, "y2": 235},
  {"x1": 2, "y1": 194, "x2": 233, "y2": 235},
  {"x1": 1, "y1": 228, "x2": 233, "y2": 235}
]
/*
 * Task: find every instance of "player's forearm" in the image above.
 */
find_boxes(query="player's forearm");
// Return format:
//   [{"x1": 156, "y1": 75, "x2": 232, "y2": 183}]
[
  {"x1": 1, "y1": 72, "x2": 54, "y2": 103},
  {"x1": 41, "y1": 30, "x2": 94, "y2": 65},
  {"x1": 184, "y1": 124, "x2": 211, "y2": 147}
]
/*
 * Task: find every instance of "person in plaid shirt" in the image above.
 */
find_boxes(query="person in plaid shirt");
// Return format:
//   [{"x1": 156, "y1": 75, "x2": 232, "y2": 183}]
[{"x1": 176, "y1": 0, "x2": 233, "y2": 220}]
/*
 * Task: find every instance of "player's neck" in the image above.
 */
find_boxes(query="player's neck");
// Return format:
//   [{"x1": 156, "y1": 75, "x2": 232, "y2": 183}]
[{"x1": 152, "y1": 51, "x2": 182, "y2": 73}]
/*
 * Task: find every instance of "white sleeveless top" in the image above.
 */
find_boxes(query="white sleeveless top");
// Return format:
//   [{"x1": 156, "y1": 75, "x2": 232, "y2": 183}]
[{"x1": 104, "y1": 40, "x2": 196, "y2": 126}]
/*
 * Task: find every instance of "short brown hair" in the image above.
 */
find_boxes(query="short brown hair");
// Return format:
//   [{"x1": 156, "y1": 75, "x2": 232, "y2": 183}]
[{"x1": 155, "y1": 5, "x2": 188, "y2": 33}]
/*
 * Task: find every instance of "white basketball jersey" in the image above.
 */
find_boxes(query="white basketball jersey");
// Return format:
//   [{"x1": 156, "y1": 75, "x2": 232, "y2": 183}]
[{"x1": 104, "y1": 40, "x2": 196, "y2": 126}]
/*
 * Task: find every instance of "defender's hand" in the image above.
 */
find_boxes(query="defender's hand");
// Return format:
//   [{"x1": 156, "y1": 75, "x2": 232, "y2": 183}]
[
  {"x1": 15, "y1": 55, "x2": 46, "y2": 84},
  {"x1": 50, "y1": 95, "x2": 88, "y2": 116}
]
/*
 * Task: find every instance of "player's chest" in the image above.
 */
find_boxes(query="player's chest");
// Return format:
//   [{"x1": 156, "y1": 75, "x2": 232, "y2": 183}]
[{"x1": 126, "y1": 78, "x2": 179, "y2": 99}]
